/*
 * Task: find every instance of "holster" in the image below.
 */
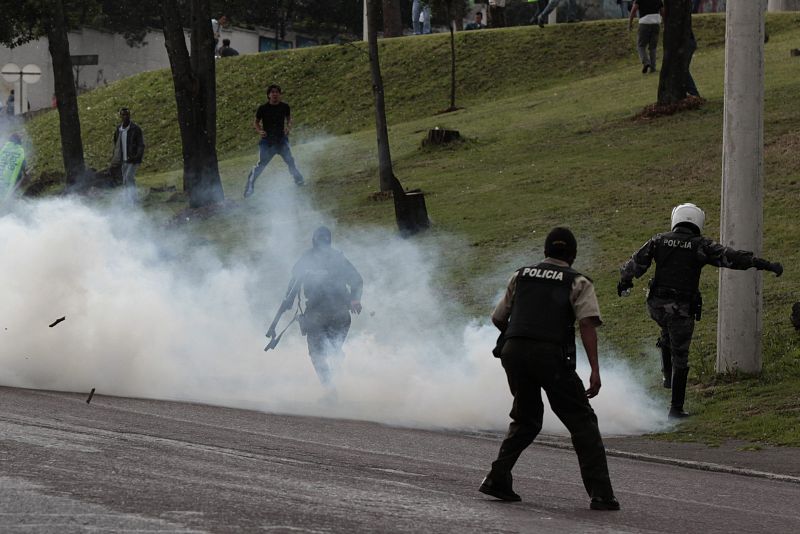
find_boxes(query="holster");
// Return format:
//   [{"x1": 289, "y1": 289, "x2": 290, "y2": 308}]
[
  {"x1": 562, "y1": 343, "x2": 577, "y2": 371},
  {"x1": 693, "y1": 292, "x2": 703, "y2": 321},
  {"x1": 492, "y1": 332, "x2": 505, "y2": 358}
]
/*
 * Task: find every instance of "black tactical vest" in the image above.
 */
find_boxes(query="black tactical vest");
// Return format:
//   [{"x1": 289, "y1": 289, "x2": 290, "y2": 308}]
[
  {"x1": 504, "y1": 262, "x2": 578, "y2": 349},
  {"x1": 652, "y1": 229, "x2": 704, "y2": 298}
]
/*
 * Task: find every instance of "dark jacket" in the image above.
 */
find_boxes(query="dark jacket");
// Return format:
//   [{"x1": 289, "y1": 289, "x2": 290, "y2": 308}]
[
  {"x1": 112, "y1": 122, "x2": 145, "y2": 164},
  {"x1": 620, "y1": 226, "x2": 761, "y2": 299},
  {"x1": 285, "y1": 246, "x2": 363, "y2": 314}
]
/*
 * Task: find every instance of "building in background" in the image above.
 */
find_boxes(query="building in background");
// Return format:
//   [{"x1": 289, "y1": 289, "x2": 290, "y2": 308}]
[{"x1": 0, "y1": 25, "x2": 320, "y2": 113}]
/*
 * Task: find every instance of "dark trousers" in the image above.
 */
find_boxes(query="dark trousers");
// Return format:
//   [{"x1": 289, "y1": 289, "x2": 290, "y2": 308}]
[
  {"x1": 637, "y1": 23, "x2": 660, "y2": 69},
  {"x1": 685, "y1": 34, "x2": 700, "y2": 97},
  {"x1": 490, "y1": 338, "x2": 614, "y2": 499},
  {"x1": 647, "y1": 298, "x2": 695, "y2": 408},
  {"x1": 304, "y1": 308, "x2": 351, "y2": 386},
  {"x1": 647, "y1": 300, "x2": 695, "y2": 371},
  {"x1": 249, "y1": 138, "x2": 304, "y2": 185}
]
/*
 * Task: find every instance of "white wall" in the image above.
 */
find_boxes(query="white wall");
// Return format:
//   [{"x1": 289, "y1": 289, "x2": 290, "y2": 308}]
[
  {"x1": 0, "y1": 26, "x2": 304, "y2": 113},
  {"x1": 768, "y1": 0, "x2": 800, "y2": 11}
]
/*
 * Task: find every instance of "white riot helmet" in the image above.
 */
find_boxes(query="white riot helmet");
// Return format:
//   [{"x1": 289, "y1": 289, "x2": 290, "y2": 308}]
[{"x1": 671, "y1": 203, "x2": 705, "y2": 233}]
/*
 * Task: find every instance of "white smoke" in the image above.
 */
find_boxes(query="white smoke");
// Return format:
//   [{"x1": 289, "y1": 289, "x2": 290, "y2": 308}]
[{"x1": 0, "y1": 150, "x2": 666, "y2": 436}]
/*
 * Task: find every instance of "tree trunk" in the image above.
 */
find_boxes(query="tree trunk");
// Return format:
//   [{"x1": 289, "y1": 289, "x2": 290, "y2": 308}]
[
  {"x1": 367, "y1": 0, "x2": 402, "y2": 194},
  {"x1": 274, "y1": 0, "x2": 281, "y2": 50},
  {"x1": 47, "y1": 0, "x2": 87, "y2": 187},
  {"x1": 161, "y1": 0, "x2": 225, "y2": 208},
  {"x1": 658, "y1": 0, "x2": 694, "y2": 105},
  {"x1": 382, "y1": 0, "x2": 403, "y2": 37},
  {"x1": 448, "y1": 13, "x2": 456, "y2": 111}
]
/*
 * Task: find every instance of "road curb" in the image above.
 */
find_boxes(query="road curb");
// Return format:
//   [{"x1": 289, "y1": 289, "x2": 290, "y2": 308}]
[{"x1": 534, "y1": 439, "x2": 800, "y2": 485}]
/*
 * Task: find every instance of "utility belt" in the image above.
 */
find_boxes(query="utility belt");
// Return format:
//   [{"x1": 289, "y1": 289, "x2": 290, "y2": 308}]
[
  {"x1": 492, "y1": 333, "x2": 577, "y2": 370},
  {"x1": 648, "y1": 281, "x2": 703, "y2": 321}
]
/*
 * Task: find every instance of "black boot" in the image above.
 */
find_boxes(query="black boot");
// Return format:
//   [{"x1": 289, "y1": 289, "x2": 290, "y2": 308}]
[
  {"x1": 479, "y1": 471, "x2": 521, "y2": 502},
  {"x1": 669, "y1": 368, "x2": 690, "y2": 419},
  {"x1": 657, "y1": 337, "x2": 672, "y2": 389}
]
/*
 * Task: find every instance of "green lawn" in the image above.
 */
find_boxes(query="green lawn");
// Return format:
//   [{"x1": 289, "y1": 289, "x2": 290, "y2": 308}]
[{"x1": 24, "y1": 13, "x2": 800, "y2": 445}]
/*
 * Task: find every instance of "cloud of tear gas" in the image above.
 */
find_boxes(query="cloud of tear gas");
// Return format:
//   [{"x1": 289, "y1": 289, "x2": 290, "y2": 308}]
[{"x1": 0, "y1": 145, "x2": 667, "y2": 436}]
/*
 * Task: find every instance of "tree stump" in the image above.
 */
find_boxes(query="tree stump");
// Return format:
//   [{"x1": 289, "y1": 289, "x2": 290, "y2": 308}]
[
  {"x1": 393, "y1": 188, "x2": 430, "y2": 236},
  {"x1": 791, "y1": 302, "x2": 800, "y2": 331},
  {"x1": 423, "y1": 128, "x2": 461, "y2": 146}
]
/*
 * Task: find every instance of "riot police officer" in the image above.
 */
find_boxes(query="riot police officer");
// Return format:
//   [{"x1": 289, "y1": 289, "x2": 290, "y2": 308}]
[
  {"x1": 480, "y1": 227, "x2": 619, "y2": 511},
  {"x1": 618, "y1": 203, "x2": 782, "y2": 418},
  {"x1": 275, "y1": 226, "x2": 363, "y2": 386}
]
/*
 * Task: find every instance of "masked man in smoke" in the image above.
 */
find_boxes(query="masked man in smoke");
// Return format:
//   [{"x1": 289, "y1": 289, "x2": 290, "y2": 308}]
[
  {"x1": 480, "y1": 227, "x2": 619, "y2": 511},
  {"x1": 617, "y1": 203, "x2": 783, "y2": 419},
  {"x1": 271, "y1": 226, "x2": 363, "y2": 387}
]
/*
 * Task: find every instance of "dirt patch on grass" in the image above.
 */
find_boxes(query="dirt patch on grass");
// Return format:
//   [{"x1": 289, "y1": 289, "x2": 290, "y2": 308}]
[
  {"x1": 169, "y1": 199, "x2": 242, "y2": 226},
  {"x1": 766, "y1": 131, "x2": 800, "y2": 174},
  {"x1": 634, "y1": 96, "x2": 707, "y2": 120},
  {"x1": 22, "y1": 171, "x2": 64, "y2": 198}
]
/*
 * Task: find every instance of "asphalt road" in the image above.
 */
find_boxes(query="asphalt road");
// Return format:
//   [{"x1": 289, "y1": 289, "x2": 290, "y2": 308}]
[{"x1": 1, "y1": 386, "x2": 799, "y2": 533}]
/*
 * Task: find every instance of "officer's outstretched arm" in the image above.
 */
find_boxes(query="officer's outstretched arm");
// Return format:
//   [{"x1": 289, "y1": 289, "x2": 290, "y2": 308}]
[
  {"x1": 752, "y1": 257, "x2": 783, "y2": 277},
  {"x1": 579, "y1": 317, "x2": 602, "y2": 398},
  {"x1": 702, "y1": 239, "x2": 782, "y2": 276}
]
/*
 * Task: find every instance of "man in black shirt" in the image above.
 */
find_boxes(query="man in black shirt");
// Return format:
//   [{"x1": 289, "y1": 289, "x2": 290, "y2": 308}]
[
  {"x1": 629, "y1": 0, "x2": 664, "y2": 74},
  {"x1": 244, "y1": 84, "x2": 305, "y2": 198},
  {"x1": 218, "y1": 39, "x2": 239, "y2": 57}
]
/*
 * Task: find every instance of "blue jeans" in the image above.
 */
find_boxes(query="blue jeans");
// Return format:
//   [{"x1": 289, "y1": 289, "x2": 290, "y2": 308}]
[
  {"x1": 539, "y1": 0, "x2": 567, "y2": 20},
  {"x1": 121, "y1": 162, "x2": 139, "y2": 204},
  {"x1": 249, "y1": 138, "x2": 304, "y2": 185}
]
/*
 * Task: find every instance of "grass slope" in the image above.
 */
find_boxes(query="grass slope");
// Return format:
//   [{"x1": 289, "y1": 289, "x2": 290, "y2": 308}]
[
  {"x1": 27, "y1": 14, "x2": 800, "y2": 445},
  {"x1": 29, "y1": 14, "x2": 760, "y2": 174}
]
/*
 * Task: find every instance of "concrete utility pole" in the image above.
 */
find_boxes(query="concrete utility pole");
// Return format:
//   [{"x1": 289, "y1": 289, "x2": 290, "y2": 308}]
[
  {"x1": 363, "y1": 0, "x2": 369, "y2": 41},
  {"x1": 717, "y1": 0, "x2": 768, "y2": 374},
  {"x1": 767, "y1": 0, "x2": 800, "y2": 11}
]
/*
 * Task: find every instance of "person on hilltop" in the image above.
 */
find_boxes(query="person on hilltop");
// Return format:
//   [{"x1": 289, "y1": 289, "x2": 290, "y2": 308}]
[{"x1": 243, "y1": 84, "x2": 305, "y2": 198}]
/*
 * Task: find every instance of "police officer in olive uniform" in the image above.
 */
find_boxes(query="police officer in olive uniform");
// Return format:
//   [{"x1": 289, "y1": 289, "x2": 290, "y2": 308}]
[
  {"x1": 480, "y1": 227, "x2": 619, "y2": 511},
  {"x1": 274, "y1": 226, "x2": 363, "y2": 387},
  {"x1": 618, "y1": 203, "x2": 783, "y2": 418}
]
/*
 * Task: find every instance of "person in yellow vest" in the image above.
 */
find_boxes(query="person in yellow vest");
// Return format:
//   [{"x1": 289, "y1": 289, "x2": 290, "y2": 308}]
[{"x1": 0, "y1": 133, "x2": 27, "y2": 202}]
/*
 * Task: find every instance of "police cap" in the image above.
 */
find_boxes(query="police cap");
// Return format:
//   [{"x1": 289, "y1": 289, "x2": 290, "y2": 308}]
[{"x1": 544, "y1": 227, "x2": 577, "y2": 262}]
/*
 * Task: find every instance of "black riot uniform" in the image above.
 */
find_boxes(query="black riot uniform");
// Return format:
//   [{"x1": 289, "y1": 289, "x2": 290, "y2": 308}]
[
  {"x1": 480, "y1": 227, "x2": 619, "y2": 511},
  {"x1": 281, "y1": 227, "x2": 363, "y2": 386},
  {"x1": 619, "y1": 220, "x2": 782, "y2": 418}
]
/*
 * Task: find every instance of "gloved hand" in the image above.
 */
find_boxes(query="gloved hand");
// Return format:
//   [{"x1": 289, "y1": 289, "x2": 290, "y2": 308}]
[
  {"x1": 617, "y1": 279, "x2": 633, "y2": 297},
  {"x1": 768, "y1": 262, "x2": 783, "y2": 277},
  {"x1": 754, "y1": 258, "x2": 783, "y2": 277}
]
